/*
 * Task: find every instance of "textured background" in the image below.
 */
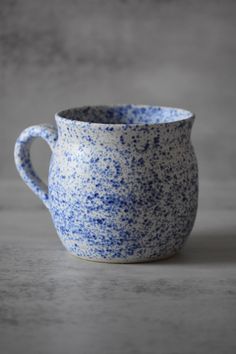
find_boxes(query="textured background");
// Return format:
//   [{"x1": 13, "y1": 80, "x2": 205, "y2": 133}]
[
  {"x1": 1, "y1": 0, "x2": 236, "y2": 182},
  {"x1": 1, "y1": 2, "x2": 236, "y2": 353}
]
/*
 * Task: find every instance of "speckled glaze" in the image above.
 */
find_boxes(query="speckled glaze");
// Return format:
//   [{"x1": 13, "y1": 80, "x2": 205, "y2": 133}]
[{"x1": 14, "y1": 105, "x2": 198, "y2": 263}]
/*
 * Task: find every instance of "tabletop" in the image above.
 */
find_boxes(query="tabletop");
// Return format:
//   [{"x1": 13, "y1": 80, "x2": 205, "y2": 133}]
[{"x1": 0, "y1": 180, "x2": 236, "y2": 354}]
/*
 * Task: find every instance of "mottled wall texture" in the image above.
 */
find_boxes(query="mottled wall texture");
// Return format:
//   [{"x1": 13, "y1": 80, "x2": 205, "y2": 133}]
[{"x1": 1, "y1": 0, "x2": 236, "y2": 181}]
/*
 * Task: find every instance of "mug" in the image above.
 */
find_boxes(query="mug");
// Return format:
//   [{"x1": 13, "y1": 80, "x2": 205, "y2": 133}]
[{"x1": 14, "y1": 105, "x2": 198, "y2": 263}]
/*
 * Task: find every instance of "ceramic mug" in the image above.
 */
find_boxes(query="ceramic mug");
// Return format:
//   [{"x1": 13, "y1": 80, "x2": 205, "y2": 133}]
[{"x1": 14, "y1": 105, "x2": 198, "y2": 263}]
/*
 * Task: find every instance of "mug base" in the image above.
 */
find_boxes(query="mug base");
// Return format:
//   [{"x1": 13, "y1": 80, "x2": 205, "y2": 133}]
[{"x1": 67, "y1": 249, "x2": 180, "y2": 264}]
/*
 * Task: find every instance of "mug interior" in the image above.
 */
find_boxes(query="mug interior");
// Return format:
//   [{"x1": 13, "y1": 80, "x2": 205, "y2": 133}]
[{"x1": 58, "y1": 105, "x2": 193, "y2": 125}]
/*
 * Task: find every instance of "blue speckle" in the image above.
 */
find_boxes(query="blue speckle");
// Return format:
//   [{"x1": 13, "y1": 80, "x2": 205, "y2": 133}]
[{"x1": 120, "y1": 135, "x2": 125, "y2": 144}]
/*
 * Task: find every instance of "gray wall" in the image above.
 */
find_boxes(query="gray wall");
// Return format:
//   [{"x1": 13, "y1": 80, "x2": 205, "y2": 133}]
[{"x1": 1, "y1": 0, "x2": 236, "y2": 181}]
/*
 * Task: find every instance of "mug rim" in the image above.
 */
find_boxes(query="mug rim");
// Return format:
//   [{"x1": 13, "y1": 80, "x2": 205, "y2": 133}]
[{"x1": 55, "y1": 104, "x2": 195, "y2": 127}]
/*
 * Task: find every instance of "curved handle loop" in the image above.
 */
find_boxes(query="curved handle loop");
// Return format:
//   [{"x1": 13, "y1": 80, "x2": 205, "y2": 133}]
[{"x1": 14, "y1": 124, "x2": 57, "y2": 209}]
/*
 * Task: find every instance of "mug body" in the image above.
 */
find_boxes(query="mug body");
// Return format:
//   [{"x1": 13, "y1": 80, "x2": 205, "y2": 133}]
[{"x1": 48, "y1": 105, "x2": 198, "y2": 262}]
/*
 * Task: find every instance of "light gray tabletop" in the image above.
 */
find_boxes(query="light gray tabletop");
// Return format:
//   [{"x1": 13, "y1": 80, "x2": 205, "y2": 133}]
[{"x1": 0, "y1": 180, "x2": 236, "y2": 354}]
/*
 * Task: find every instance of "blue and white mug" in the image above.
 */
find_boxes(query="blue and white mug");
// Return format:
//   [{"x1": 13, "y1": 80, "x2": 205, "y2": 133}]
[{"x1": 14, "y1": 105, "x2": 198, "y2": 263}]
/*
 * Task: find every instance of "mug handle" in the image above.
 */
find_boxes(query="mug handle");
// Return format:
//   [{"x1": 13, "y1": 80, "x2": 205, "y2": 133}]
[{"x1": 14, "y1": 124, "x2": 57, "y2": 209}]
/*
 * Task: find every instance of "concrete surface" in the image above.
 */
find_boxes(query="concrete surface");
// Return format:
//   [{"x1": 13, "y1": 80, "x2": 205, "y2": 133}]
[
  {"x1": 1, "y1": 0, "x2": 236, "y2": 182},
  {"x1": 2, "y1": 1, "x2": 236, "y2": 352},
  {"x1": 0, "y1": 180, "x2": 236, "y2": 354}
]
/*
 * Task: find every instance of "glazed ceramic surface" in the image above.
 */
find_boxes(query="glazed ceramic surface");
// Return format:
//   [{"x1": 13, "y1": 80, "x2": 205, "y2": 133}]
[{"x1": 14, "y1": 105, "x2": 198, "y2": 263}]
